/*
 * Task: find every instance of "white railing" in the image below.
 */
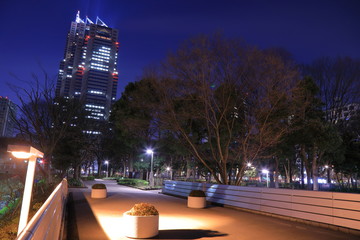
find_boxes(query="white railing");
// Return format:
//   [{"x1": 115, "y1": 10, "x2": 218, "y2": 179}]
[
  {"x1": 17, "y1": 179, "x2": 68, "y2": 240},
  {"x1": 163, "y1": 180, "x2": 360, "y2": 231}
]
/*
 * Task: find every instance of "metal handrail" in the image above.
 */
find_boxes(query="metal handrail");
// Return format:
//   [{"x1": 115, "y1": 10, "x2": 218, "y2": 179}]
[{"x1": 17, "y1": 179, "x2": 68, "y2": 240}]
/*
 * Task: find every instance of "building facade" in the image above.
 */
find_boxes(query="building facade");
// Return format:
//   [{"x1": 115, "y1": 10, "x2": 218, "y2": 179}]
[
  {"x1": 56, "y1": 11, "x2": 119, "y2": 131},
  {"x1": 0, "y1": 97, "x2": 17, "y2": 137}
]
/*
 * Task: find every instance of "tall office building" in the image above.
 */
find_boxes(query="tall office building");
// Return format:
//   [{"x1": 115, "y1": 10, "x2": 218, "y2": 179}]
[
  {"x1": 56, "y1": 11, "x2": 119, "y2": 133},
  {"x1": 0, "y1": 97, "x2": 17, "y2": 137}
]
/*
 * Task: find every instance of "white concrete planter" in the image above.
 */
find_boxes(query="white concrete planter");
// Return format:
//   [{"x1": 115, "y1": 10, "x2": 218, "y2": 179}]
[
  {"x1": 123, "y1": 213, "x2": 159, "y2": 238},
  {"x1": 91, "y1": 188, "x2": 107, "y2": 198},
  {"x1": 187, "y1": 196, "x2": 206, "y2": 208}
]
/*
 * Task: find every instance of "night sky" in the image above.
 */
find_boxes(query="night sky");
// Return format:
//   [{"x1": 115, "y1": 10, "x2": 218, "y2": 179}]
[{"x1": 1, "y1": 0, "x2": 359, "y2": 105}]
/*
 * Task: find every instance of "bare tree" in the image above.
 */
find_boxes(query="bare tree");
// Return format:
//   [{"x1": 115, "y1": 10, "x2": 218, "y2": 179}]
[
  {"x1": 10, "y1": 73, "x2": 82, "y2": 180},
  {"x1": 152, "y1": 35, "x2": 300, "y2": 185},
  {"x1": 304, "y1": 56, "x2": 360, "y2": 123}
]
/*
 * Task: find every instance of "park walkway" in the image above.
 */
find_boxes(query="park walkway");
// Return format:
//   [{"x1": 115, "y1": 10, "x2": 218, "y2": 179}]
[{"x1": 67, "y1": 180, "x2": 357, "y2": 240}]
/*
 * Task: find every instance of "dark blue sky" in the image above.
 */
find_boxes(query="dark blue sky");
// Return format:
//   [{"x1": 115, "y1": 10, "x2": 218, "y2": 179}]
[{"x1": 1, "y1": 0, "x2": 359, "y2": 104}]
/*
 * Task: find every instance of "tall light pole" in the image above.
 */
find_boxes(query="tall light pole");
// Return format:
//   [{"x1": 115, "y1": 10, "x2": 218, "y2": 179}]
[
  {"x1": 262, "y1": 169, "x2": 269, "y2": 188},
  {"x1": 325, "y1": 165, "x2": 331, "y2": 184},
  {"x1": 105, "y1": 160, "x2": 109, "y2": 178},
  {"x1": 7, "y1": 145, "x2": 44, "y2": 236},
  {"x1": 146, "y1": 149, "x2": 154, "y2": 188}
]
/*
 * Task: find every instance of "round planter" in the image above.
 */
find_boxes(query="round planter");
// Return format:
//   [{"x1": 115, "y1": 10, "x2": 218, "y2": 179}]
[
  {"x1": 123, "y1": 213, "x2": 159, "y2": 238},
  {"x1": 91, "y1": 188, "x2": 107, "y2": 198},
  {"x1": 187, "y1": 196, "x2": 206, "y2": 208}
]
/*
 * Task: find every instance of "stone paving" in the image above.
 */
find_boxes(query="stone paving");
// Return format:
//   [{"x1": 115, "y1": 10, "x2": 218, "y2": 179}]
[{"x1": 68, "y1": 179, "x2": 358, "y2": 240}]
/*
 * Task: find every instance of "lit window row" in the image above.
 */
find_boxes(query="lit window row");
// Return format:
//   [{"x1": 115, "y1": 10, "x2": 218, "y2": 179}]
[
  {"x1": 67, "y1": 75, "x2": 72, "y2": 78},
  {"x1": 93, "y1": 54, "x2": 110, "y2": 60},
  {"x1": 83, "y1": 130, "x2": 101, "y2": 134},
  {"x1": 91, "y1": 62, "x2": 108, "y2": 68},
  {"x1": 90, "y1": 66, "x2": 108, "y2": 71},
  {"x1": 85, "y1": 104, "x2": 105, "y2": 109},
  {"x1": 89, "y1": 90, "x2": 105, "y2": 95},
  {"x1": 68, "y1": 66, "x2": 73, "y2": 69},
  {"x1": 99, "y1": 50, "x2": 110, "y2": 54},
  {"x1": 92, "y1": 57, "x2": 109, "y2": 63},
  {"x1": 85, "y1": 116, "x2": 100, "y2": 120},
  {"x1": 94, "y1": 51, "x2": 110, "y2": 56},
  {"x1": 91, "y1": 112, "x2": 104, "y2": 116},
  {"x1": 75, "y1": 92, "x2": 81, "y2": 95},
  {"x1": 85, "y1": 108, "x2": 101, "y2": 112},
  {"x1": 70, "y1": 124, "x2": 77, "y2": 127}
]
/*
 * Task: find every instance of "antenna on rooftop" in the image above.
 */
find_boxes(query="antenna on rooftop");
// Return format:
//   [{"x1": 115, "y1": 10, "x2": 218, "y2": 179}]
[
  {"x1": 96, "y1": 17, "x2": 108, "y2": 27},
  {"x1": 75, "y1": 11, "x2": 84, "y2": 23},
  {"x1": 86, "y1": 16, "x2": 94, "y2": 24}
]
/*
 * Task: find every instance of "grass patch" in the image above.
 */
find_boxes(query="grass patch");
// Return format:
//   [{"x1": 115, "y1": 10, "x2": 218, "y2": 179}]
[
  {"x1": 117, "y1": 178, "x2": 162, "y2": 190},
  {"x1": 117, "y1": 178, "x2": 149, "y2": 187}
]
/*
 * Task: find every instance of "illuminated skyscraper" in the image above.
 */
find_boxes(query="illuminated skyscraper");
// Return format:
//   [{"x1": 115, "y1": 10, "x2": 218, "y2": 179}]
[
  {"x1": 56, "y1": 11, "x2": 119, "y2": 131},
  {"x1": 0, "y1": 97, "x2": 17, "y2": 137}
]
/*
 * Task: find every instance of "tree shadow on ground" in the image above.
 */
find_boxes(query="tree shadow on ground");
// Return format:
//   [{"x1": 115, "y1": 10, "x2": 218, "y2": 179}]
[{"x1": 157, "y1": 229, "x2": 228, "y2": 239}]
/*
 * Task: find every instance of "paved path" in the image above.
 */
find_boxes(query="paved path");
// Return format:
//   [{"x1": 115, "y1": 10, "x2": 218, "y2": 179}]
[{"x1": 68, "y1": 180, "x2": 357, "y2": 240}]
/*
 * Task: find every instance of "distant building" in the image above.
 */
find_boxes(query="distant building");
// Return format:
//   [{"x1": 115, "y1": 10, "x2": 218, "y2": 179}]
[
  {"x1": 0, "y1": 97, "x2": 17, "y2": 137},
  {"x1": 56, "y1": 11, "x2": 119, "y2": 133},
  {"x1": 328, "y1": 103, "x2": 360, "y2": 124}
]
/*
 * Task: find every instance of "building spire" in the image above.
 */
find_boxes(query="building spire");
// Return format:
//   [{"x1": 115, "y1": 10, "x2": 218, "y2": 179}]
[
  {"x1": 86, "y1": 16, "x2": 94, "y2": 24},
  {"x1": 75, "y1": 11, "x2": 84, "y2": 23},
  {"x1": 96, "y1": 17, "x2": 108, "y2": 27}
]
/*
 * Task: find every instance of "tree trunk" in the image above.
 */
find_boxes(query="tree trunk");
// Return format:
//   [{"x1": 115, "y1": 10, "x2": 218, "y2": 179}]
[
  {"x1": 186, "y1": 156, "x2": 192, "y2": 179},
  {"x1": 312, "y1": 158, "x2": 318, "y2": 190},
  {"x1": 300, "y1": 146, "x2": 306, "y2": 189},
  {"x1": 312, "y1": 146, "x2": 319, "y2": 191},
  {"x1": 274, "y1": 157, "x2": 280, "y2": 188},
  {"x1": 74, "y1": 164, "x2": 80, "y2": 179},
  {"x1": 97, "y1": 159, "x2": 102, "y2": 177}
]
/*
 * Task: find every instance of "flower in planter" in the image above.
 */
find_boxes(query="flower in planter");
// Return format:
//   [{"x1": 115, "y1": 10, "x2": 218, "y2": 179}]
[
  {"x1": 125, "y1": 203, "x2": 159, "y2": 216},
  {"x1": 188, "y1": 190, "x2": 206, "y2": 208},
  {"x1": 92, "y1": 183, "x2": 107, "y2": 189},
  {"x1": 189, "y1": 190, "x2": 206, "y2": 197},
  {"x1": 123, "y1": 203, "x2": 159, "y2": 238},
  {"x1": 91, "y1": 183, "x2": 107, "y2": 198}
]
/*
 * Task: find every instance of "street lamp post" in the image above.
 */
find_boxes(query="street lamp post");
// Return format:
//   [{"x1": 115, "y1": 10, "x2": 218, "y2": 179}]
[
  {"x1": 7, "y1": 145, "x2": 44, "y2": 236},
  {"x1": 262, "y1": 169, "x2": 269, "y2": 188},
  {"x1": 105, "y1": 161, "x2": 109, "y2": 178},
  {"x1": 325, "y1": 165, "x2": 330, "y2": 184},
  {"x1": 146, "y1": 149, "x2": 154, "y2": 188}
]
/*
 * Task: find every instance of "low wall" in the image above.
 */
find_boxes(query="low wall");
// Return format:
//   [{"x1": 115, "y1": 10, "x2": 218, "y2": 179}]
[
  {"x1": 17, "y1": 179, "x2": 68, "y2": 240},
  {"x1": 163, "y1": 180, "x2": 360, "y2": 231}
]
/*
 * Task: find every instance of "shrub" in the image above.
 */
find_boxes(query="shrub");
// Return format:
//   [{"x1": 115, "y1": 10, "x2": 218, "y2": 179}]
[
  {"x1": 67, "y1": 178, "x2": 83, "y2": 187},
  {"x1": 117, "y1": 178, "x2": 149, "y2": 187},
  {"x1": 92, "y1": 183, "x2": 106, "y2": 189},
  {"x1": 125, "y1": 203, "x2": 159, "y2": 216},
  {"x1": 189, "y1": 190, "x2": 206, "y2": 197},
  {"x1": 86, "y1": 176, "x2": 95, "y2": 180}
]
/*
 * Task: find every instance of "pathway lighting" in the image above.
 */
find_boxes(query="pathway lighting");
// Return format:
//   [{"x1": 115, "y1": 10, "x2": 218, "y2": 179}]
[
  {"x1": 262, "y1": 169, "x2": 269, "y2": 188},
  {"x1": 146, "y1": 149, "x2": 154, "y2": 187},
  {"x1": 105, "y1": 160, "x2": 109, "y2": 178},
  {"x1": 7, "y1": 145, "x2": 44, "y2": 236}
]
